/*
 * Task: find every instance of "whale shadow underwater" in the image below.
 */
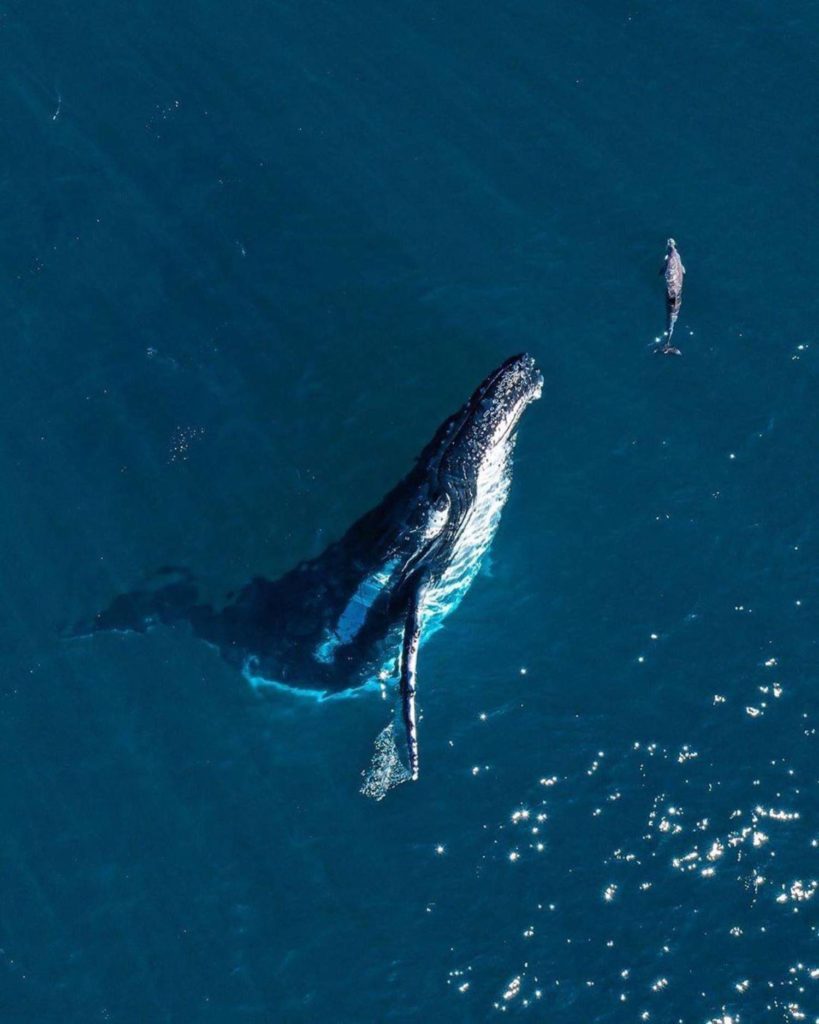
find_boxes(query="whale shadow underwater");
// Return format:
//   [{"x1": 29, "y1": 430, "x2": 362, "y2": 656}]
[{"x1": 74, "y1": 353, "x2": 543, "y2": 792}]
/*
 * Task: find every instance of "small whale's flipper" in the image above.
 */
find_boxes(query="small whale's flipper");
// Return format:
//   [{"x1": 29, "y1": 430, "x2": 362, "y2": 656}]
[{"x1": 399, "y1": 575, "x2": 429, "y2": 782}]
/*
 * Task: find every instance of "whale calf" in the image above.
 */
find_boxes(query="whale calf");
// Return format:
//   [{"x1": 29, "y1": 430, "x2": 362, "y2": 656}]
[
  {"x1": 659, "y1": 237, "x2": 685, "y2": 355},
  {"x1": 75, "y1": 354, "x2": 543, "y2": 785}
]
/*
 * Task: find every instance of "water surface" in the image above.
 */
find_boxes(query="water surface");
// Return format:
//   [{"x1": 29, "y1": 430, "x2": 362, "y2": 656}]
[{"x1": 2, "y1": 1, "x2": 818, "y2": 1020}]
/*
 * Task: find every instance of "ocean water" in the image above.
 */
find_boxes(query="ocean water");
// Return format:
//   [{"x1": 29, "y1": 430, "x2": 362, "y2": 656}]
[{"x1": 2, "y1": 0, "x2": 819, "y2": 1020}]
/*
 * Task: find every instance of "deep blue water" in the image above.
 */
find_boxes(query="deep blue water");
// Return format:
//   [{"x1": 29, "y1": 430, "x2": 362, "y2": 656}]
[{"x1": 3, "y1": 1, "x2": 819, "y2": 1020}]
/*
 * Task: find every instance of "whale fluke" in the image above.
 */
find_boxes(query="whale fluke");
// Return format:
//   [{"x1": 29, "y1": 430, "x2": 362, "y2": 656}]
[{"x1": 74, "y1": 354, "x2": 543, "y2": 786}]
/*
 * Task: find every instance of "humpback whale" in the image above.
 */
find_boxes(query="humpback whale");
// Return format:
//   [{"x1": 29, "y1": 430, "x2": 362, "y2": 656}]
[
  {"x1": 74, "y1": 354, "x2": 543, "y2": 786},
  {"x1": 659, "y1": 237, "x2": 685, "y2": 355}
]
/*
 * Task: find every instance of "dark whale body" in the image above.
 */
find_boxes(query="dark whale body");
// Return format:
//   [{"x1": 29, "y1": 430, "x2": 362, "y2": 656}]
[{"x1": 76, "y1": 354, "x2": 543, "y2": 781}]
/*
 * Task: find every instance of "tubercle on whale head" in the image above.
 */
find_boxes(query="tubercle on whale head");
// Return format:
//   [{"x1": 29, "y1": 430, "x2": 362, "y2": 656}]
[{"x1": 482, "y1": 352, "x2": 544, "y2": 411}]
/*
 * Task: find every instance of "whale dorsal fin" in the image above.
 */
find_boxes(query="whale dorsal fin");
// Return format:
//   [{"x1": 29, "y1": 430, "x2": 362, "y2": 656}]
[{"x1": 399, "y1": 575, "x2": 429, "y2": 782}]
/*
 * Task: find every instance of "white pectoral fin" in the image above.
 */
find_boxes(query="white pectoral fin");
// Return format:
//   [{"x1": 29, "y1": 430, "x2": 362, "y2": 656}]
[{"x1": 399, "y1": 579, "x2": 428, "y2": 782}]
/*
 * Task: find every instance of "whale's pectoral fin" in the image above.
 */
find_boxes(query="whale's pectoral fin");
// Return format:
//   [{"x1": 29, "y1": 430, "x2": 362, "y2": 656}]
[{"x1": 399, "y1": 576, "x2": 429, "y2": 782}]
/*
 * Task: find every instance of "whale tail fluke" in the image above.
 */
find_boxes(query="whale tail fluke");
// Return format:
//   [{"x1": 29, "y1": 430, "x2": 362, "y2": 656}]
[
  {"x1": 657, "y1": 294, "x2": 682, "y2": 356},
  {"x1": 69, "y1": 567, "x2": 202, "y2": 639}
]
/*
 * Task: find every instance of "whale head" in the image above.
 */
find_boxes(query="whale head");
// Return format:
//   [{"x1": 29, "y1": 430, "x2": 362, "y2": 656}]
[
  {"x1": 433, "y1": 352, "x2": 543, "y2": 482},
  {"x1": 405, "y1": 353, "x2": 542, "y2": 623}
]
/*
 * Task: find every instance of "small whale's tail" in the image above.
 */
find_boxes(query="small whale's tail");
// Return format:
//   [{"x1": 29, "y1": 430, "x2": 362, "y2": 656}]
[{"x1": 658, "y1": 295, "x2": 682, "y2": 356}]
